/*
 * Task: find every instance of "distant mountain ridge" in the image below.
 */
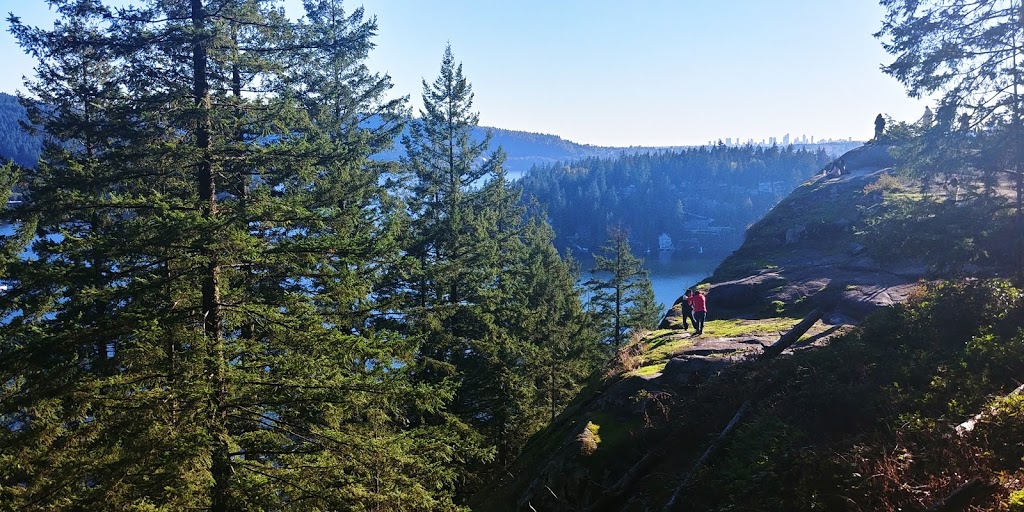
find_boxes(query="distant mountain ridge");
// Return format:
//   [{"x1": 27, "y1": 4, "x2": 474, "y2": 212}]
[
  {"x1": 469, "y1": 128, "x2": 861, "y2": 173},
  {"x1": 371, "y1": 124, "x2": 656, "y2": 173},
  {"x1": 481, "y1": 127, "x2": 629, "y2": 171},
  {"x1": 0, "y1": 91, "x2": 860, "y2": 172},
  {"x1": 376, "y1": 125, "x2": 862, "y2": 174}
]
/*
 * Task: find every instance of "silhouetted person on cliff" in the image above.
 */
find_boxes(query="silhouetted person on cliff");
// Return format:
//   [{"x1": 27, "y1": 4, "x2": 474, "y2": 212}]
[
  {"x1": 681, "y1": 289, "x2": 697, "y2": 330},
  {"x1": 874, "y1": 113, "x2": 886, "y2": 141}
]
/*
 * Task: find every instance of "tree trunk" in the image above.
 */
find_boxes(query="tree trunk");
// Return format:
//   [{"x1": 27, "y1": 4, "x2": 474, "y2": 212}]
[
  {"x1": 1016, "y1": 175, "x2": 1023, "y2": 278},
  {"x1": 661, "y1": 400, "x2": 753, "y2": 512},
  {"x1": 759, "y1": 308, "x2": 824, "y2": 360},
  {"x1": 924, "y1": 478, "x2": 997, "y2": 512},
  {"x1": 190, "y1": 1, "x2": 229, "y2": 509}
]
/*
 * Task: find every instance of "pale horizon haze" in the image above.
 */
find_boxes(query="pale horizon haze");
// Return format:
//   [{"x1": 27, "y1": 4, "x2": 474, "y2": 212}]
[{"x1": 0, "y1": 0, "x2": 928, "y2": 147}]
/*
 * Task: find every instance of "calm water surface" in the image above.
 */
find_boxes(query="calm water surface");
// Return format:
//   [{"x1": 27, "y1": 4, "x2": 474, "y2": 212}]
[{"x1": 580, "y1": 252, "x2": 723, "y2": 310}]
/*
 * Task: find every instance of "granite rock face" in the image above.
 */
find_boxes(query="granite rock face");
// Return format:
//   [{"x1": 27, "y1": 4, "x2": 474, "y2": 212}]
[{"x1": 661, "y1": 143, "x2": 927, "y2": 324}]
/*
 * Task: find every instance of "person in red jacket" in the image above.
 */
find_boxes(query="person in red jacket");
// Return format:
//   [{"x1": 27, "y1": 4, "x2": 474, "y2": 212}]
[{"x1": 687, "y1": 289, "x2": 708, "y2": 335}]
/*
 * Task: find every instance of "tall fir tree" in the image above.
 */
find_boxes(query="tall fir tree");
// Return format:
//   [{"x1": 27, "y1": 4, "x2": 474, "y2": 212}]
[
  {"x1": 1, "y1": 1, "x2": 467, "y2": 509},
  {"x1": 399, "y1": 46, "x2": 602, "y2": 473},
  {"x1": 510, "y1": 218, "x2": 604, "y2": 428},
  {"x1": 397, "y1": 44, "x2": 501, "y2": 479}
]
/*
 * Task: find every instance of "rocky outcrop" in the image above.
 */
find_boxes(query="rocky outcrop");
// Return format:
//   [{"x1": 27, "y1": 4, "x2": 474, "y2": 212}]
[
  {"x1": 837, "y1": 142, "x2": 896, "y2": 172},
  {"x1": 693, "y1": 143, "x2": 924, "y2": 323},
  {"x1": 705, "y1": 262, "x2": 925, "y2": 322},
  {"x1": 706, "y1": 271, "x2": 786, "y2": 312},
  {"x1": 473, "y1": 143, "x2": 931, "y2": 512}
]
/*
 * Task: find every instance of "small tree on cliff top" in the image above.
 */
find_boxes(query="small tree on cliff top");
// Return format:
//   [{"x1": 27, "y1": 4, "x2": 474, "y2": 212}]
[{"x1": 586, "y1": 227, "x2": 662, "y2": 348}]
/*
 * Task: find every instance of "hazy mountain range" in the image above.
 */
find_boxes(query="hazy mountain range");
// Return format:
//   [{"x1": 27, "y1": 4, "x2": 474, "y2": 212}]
[{"x1": 0, "y1": 92, "x2": 859, "y2": 173}]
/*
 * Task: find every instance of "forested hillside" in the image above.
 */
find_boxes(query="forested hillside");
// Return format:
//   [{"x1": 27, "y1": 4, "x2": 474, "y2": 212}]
[
  {"x1": 0, "y1": 92, "x2": 41, "y2": 168},
  {"x1": 519, "y1": 145, "x2": 833, "y2": 255}
]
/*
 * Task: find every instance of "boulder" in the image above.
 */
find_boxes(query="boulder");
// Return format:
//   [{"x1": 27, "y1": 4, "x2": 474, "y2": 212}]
[
  {"x1": 658, "y1": 305, "x2": 682, "y2": 329},
  {"x1": 707, "y1": 272, "x2": 786, "y2": 312},
  {"x1": 837, "y1": 143, "x2": 896, "y2": 172}
]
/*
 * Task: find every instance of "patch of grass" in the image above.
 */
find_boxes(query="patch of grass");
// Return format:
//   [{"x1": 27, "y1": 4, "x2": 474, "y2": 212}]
[
  {"x1": 646, "y1": 336, "x2": 696, "y2": 363},
  {"x1": 702, "y1": 317, "x2": 801, "y2": 338},
  {"x1": 647, "y1": 328, "x2": 676, "y2": 338},
  {"x1": 629, "y1": 362, "x2": 668, "y2": 378},
  {"x1": 578, "y1": 410, "x2": 642, "y2": 467},
  {"x1": 577, "y1": 421, "x2": 601, "y2": 455},
  {"x1": 1008, "y1": 489, "x2": 1024, "y2": 512},
  {"x1": 863, "y1": 172, "x2": 907, "y2": 194}
]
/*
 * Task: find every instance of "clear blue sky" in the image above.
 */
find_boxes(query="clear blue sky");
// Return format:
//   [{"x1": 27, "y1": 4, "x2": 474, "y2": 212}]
[{"x1": 1, "y1": 0, "x2": 926, "y2": 147}]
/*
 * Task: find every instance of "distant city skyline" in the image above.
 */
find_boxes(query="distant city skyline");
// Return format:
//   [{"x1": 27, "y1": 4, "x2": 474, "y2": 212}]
[
  {"x1": 710, "y1": 133, "x2": 856, "y2": 148},
  {"x1": 0, "y1": 1, "x2": 929, "y2": 147}
]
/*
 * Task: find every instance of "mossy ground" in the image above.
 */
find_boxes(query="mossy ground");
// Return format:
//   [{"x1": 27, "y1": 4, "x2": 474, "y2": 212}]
[{"x1": 627, "y1": 317, "x2": 824, "y2": 378}]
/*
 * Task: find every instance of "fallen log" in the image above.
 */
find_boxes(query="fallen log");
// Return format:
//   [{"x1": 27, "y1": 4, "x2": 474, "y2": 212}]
[
  {"x1": 658, "y1": 308, "x2": 827, "y2": 512},
  {"x1": 759, "y1": 307, "x2": 824, "y2": 360},
  {"x1": 955, "y1": 383, "x2": 1024, "y2": 435},
  {"x1": 660, "y1": 400, "x2": 752, "y2": 512},
  {"x1": 924, "y1": 478, "x2": 997, "y2": 512}
]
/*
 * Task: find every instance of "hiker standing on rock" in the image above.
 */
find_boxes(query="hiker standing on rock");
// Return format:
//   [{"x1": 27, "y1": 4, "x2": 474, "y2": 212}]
[
  {"x1": 681, "y1": 289, "x2": 697, "y2": 330},
  {"x1": 688, "y1": 289, "x2": 708, "y2": 335}
]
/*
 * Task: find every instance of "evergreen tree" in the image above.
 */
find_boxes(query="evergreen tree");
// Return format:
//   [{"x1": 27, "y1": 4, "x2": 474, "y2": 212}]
[
  {"x1": 586, "y1": 227, "x2": 662, "y2": 347},
  {"x1": 1, "y1": 1, "x2": 464, "y2": 509},
  {"x1": 397, "y1": 44, "x2": 509, "y2": 482},
  {"x1": 514, "y1": 219, "x2": 604, "y2": 426},
  {"x1": 398, "y1": 46, "x2": 602, "y2": 474},
  {"x1": 625, "y1": 276, "x2": 663, "y2": 332},
  {"x1": 877, "y1": 0, "x2": 1024, "y2": 271}
]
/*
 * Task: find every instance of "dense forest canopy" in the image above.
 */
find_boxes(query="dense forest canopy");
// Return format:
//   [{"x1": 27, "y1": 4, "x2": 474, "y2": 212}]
[
  {"x1": 0, "y1": 1, "x2": 611, "y2": 509},
  {"x1": 519, "y1": 144, "x2": 833, "y2": 255}
]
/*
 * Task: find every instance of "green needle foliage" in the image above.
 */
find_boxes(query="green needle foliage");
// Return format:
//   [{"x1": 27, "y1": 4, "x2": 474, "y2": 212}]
[
  {"x1": 0, "y1": 1, "x2": 463, "y2": 509},
  {"x1": 398, "y1": 46, "x2": 603, "y2": 473},
  {"x1": 586, "y1": 227, "x2": 663, "y2": 348},
  {"x1": 877, "y1": 0, "x2": 1024, "y2": 272},
  {"x1": 0, "y1": 3, "x2": 607, "y2": 508}
]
